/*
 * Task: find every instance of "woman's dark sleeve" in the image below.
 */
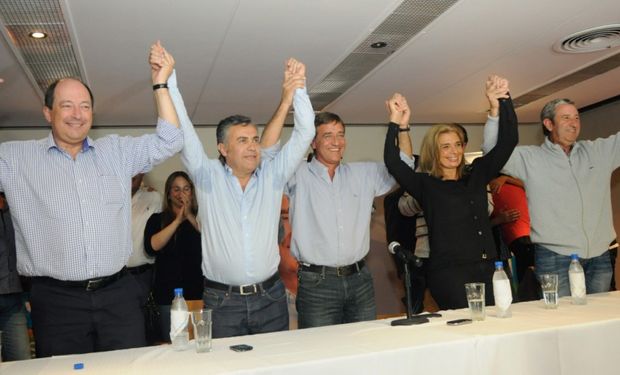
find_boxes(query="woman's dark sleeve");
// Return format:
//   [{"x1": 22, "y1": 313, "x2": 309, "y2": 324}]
[
  {"x1": 474, "y1": 97, "x2": 519, "y2": 183},
  {"x1": 384, "y1": 122, "x2": 423, "y2": 201},
  {"x1": 144, "y1": 213, "x2": 161, "y2": 257}
]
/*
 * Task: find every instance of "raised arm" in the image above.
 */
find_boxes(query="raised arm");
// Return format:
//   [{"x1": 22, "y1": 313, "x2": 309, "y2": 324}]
[
  {"x1": 269, "y1": 60, "x2": 315, "y2": 181},
  {"x1": 384, "y1": 119, "x2": 423, "y2": 202},
  {"x1": 149, "y1": 41, "x2": 179, "y2": 128},
  {"x1": 475, "y1": 93, "x2": 519, "y2": 184},
  {"x1": 386, "y1": 93, "x2": 413, "y2": 158},
  {"x1": 260, "y1": 58, "x2": 307, "y2": 149},
  {"x1": 481, "y1": 75, "x2": 509, "y2": 154}
]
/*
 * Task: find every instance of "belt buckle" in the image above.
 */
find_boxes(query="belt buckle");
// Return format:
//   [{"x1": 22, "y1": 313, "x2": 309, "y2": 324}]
[
  {"x1": 336, "y1": 267, "x2": 345, "y2": 277},
  {"x1": 86, "y1": 278, "x2": 102, "y2": 291},
  {"x1": 239, "y1": 283, "x2": 258, "y2": 295}
]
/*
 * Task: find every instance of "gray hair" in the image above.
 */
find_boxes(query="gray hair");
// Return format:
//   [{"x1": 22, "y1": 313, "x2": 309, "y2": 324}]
[
  {"x1": 215, "y1": 114, "x2": 253, "y2": 164},
  {"x1": 540, "y1": 98, "x2": 575, "y2": 136}
]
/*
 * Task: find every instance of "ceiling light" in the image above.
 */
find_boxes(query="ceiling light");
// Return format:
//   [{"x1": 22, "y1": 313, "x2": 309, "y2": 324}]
[
  {"x1": 370, "y1": 41, "x2": 388, "y2": 49},
  {"x1": 28, "y1": 31, "x2": 47, "y2": 39}
]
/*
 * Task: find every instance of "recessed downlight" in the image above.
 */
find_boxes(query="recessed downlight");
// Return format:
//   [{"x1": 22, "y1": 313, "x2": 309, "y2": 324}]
[
  {"x1": 28, "y1": 31, "x2": 47, "y2": 39},
  {"x1": 370, "y1": 41, "x2": 388, "y2": 49}
]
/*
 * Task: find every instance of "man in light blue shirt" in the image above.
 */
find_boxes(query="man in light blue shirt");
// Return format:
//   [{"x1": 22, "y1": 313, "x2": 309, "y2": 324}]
[
  {"x1": 0, "y1": 42, "x2": 182, "y2": 356},
  {"x1": 167, "y1": 55, "x2": 314, "y2": 338},
  {"x1": 260, "y1": 94, "x2": 414, "y2": 328}
]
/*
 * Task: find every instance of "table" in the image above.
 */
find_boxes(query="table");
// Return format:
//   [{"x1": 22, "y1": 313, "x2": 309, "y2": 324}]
[{"x1": 2, "y1": 292, "x2": 619, "y2": 374}]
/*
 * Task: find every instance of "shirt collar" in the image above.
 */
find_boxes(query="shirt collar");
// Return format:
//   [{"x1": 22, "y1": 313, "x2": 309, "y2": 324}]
[
  {"x1": 45, "y1": 132, "x2": 93, "y2": 154},
  {"x1": 309, "y1": 156, "x2": 340, "y2": 178},
  {"x1": 543, "y1": 136, "x2": 580, "y2": 156}
]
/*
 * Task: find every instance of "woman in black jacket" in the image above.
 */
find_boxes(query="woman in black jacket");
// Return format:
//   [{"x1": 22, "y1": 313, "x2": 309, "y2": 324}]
[{"x1": 383, "y1": 83, "x2": 517, "y2": 309}]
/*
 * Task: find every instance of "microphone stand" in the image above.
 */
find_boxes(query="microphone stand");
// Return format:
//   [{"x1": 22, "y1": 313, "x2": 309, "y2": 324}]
[{"x1": 391, "y1": 260, "x2": 428, "y2": 326}]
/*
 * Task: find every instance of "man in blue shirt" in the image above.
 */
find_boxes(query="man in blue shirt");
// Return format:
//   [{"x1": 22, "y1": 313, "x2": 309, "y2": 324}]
[
  {"x1": 0, "y1": 42, "x2": 182, "y2": 356},
  {"x1": 167, "y1": 53, "x2": 314, "y2": 338}
]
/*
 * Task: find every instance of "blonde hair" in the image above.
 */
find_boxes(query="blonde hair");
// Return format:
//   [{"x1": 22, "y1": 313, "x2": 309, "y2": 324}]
[{"x1": 419, "y1": 123, "x2": 466, "y2": 179}]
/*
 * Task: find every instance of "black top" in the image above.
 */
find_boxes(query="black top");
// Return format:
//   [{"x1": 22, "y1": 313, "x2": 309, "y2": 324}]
[
  {"x1": 0, "y1": 208, "x2": 22, "y2": 294},
  {"x1": 144, "y1": 213, "x2": 204, "y2": 304},
  {"x1": 384, "y1": 97, "x2": 518, "y2": 271}
]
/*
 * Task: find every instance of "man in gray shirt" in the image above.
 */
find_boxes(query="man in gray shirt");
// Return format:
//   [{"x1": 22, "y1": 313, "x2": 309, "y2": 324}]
[{"x1": 483, "y1": 98, "x2": 620, "y2": 297}]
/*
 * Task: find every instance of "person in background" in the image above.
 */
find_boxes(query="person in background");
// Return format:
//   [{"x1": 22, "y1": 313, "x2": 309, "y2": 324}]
[
  {"x1": 384, "y1": 77, "x2": 518, "y2": 309},
  {"x1": 127, "y1": 173, "x2": 162, "y2": 344},
  {"x1": 482, "y1": 96, "x2": 620, "y2": 297},
  {"x1": 0, "y1": 192, "x2": 30, "y2": 361},
  {"x1": 144, "y1": 171, "x2": 202, "y2": 342},
  {"x1": 0, "y1": 41, "x2": 182, "y2": 356},
  {"x1": 165, "y1": 50, "x2": 314, "y2": 338}
]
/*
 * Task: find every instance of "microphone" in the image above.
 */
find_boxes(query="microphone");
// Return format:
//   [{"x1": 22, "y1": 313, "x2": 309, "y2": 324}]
[{"x1": 388, "y1": 241, "x2": 414, "y2": 262}]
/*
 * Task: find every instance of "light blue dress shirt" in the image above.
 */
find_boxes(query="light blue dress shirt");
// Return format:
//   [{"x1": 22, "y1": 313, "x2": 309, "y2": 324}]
[
  {"x1": 287, "y1": 157, "x2": 410, "y2": 267},
  {"x1": 0, "y1": 121, "x2": 183, "y2": 280},
  {"x1": 168, "y1": 71, "x2": 315, "y2": 285}
]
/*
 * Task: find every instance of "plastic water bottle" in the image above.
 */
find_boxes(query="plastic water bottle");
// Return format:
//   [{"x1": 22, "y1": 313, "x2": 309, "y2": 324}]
[
  {"x1": 492, "y1": 261, "x2": 512, "y2": 318},
  {"x1": 568, "y1": 254, "x2": 587, "y2": 305},
  {"x1": 170, "y1": 288, "x2": 189, "y2": 350}
]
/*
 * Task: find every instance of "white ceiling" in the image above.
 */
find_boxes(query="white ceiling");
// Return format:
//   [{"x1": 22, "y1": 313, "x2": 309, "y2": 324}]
[{"x1": 1, "y1": 0, "x2": 619, "y2": 128}]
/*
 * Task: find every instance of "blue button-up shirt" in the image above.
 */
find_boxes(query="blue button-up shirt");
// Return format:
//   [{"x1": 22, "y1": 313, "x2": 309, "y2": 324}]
[
  {"x1": 169, "y1": 71, "x2": 315, "y2": 285},
  {"x1": 287, "y1": 157, "x2": 408, "y2": 267},
  {"x1": 0, "y1": 120, "x2": 183, "y2": 280}
]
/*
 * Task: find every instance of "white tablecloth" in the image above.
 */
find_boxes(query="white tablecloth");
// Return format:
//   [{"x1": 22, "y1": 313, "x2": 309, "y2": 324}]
[{"x1": 2, "y1": 292, "x2": 619, "y2": 374}]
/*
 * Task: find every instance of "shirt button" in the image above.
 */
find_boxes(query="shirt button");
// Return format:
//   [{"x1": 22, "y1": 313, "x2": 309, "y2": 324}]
[
  {"x1": 470, "y1": 200, "x2": 474, "y2": 205},
  {"x1": 473, "y1": 215, "x2": 478, "y2": 220},
  {"x1": 478, "y1": 231, "x2": 482, "y2": 235}
]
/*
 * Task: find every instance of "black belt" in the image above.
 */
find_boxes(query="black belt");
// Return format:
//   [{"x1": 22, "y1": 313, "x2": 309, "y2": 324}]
[
  {"x1": 300, "y1": 260, "x2": 365, "y2": 277},
  {"x1": 204, "y1": 273, "x2": 280, "y2": 296},
  {"x1": 32, "y1": 268, "x2": 126, "y2": 292},
  {"x1": 126, "y1": 263, "x2": 152, "y2": 275}
]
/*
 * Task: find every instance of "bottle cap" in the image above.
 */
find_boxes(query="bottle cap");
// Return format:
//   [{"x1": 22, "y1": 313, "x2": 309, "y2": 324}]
[
  {"x1": 174, "y1": 288, "x2": 183, "y2": 296},
  {"x1": 570, "y1": 254, "x2": 579, "y2": 260},
  {"x1": 494, "y1": 261, "x2": 503, "y2": 269},
  {"x1": 73, "y1": 363, "x2": 84, "y2": 370}
]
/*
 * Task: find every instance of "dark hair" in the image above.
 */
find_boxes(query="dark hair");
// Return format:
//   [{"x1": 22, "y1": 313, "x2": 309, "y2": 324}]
[
  {"x1": 44, "y1": 78, "x2": 94, "y2": 109},
  {"x1": 162, "y1": 171, "x2": 198, "y2": 226},
  {"x1": 540, "y1": 98, "x2": 575, "y2": 136},
  {"x1": 216, "y1": 114, "x2": 253, "y2": 164},
  {"x1": 314, "y1": 112, "x2": 344, "y2": 130}
]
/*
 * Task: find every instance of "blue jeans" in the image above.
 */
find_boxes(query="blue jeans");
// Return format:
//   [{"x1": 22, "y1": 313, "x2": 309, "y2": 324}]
[
  {"x1": 535, "y1": 244, "x2": 612, "y2": 297},
  {"x1": 0, "y1": 293, "x2": 31, "y2": 361},
  {"x1": 203, "y1": 278, "x2": 288, "y2": 339},
  {"x1": 296, "y1": 265, "x2": 376, "y2": 329}
]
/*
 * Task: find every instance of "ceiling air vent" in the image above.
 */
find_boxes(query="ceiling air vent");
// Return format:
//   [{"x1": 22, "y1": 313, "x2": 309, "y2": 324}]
[{"x1": 553, "y1": 24, "x2": 620, "y2": 53}]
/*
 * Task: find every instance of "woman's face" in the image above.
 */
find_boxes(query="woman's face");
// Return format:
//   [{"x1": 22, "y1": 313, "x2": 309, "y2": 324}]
[
  {"x1": 437, "y1": 131, "x2": 463, "y2": 173},
  {"x1": 169, "y1": 176, "x2": 192, "y2": 208}
]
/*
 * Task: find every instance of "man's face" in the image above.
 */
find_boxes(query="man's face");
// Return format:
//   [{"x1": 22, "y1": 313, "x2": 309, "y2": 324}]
[
  {"x1": 218, "y1": 124, "x2": 261, "y2": 176},
  {"x1": 43, "y1": 79, "x2": 93, "y2": 152},
  {"x1": 312, "y1": 121, "x2": 346, "y2": 168},
  {"x1": 544, "y1": 103, "x2": 580, "y2": 150}
]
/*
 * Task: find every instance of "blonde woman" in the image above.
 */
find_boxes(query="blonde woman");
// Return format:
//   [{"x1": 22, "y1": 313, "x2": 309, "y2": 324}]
[{"x1": 383, "y1": 80, "x2": 517, "y2": 309}]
